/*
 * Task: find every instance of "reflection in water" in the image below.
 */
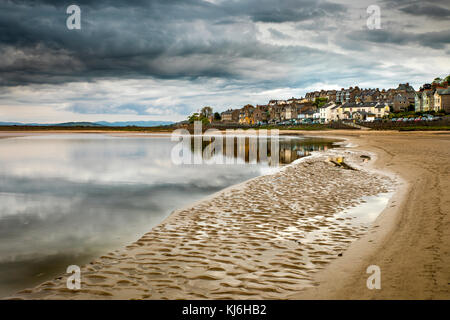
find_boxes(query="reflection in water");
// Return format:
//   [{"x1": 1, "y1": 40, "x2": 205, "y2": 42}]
[
  {"x1": 279, "y1": 138, "x2": 332, "y2": 164},
  {"x1": 184, "y1": 136, "x2": 333, "y2": 165},
  {"x1": 0, "y1": 134, "x2": 337, "y2": 297}
]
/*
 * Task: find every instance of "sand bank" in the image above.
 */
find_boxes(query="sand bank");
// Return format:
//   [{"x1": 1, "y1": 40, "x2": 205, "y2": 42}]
[
  {"x1": 6, "y1": 130, "x2": 450, "y2": 299},
  {"x1": 285, "y1": 130, "x2": 450, "y2": 299},
  {"x1": 9, "y1": 133, "x2": 397, "y2": 299}
]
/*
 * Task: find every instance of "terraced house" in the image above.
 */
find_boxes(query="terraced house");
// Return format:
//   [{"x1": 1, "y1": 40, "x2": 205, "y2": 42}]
[
  {"x1": 238, "y1": 104, "x2": 255, "y2": 125},
  {"x1": 393, "y1": 94, "x2": 410, "y2": 112},
  {"x1": 221, "y1": 109, "x2": 240, "y2": 123},
  {"x1": 326, "y1": 90, "x2": 337, "y2": 102},
  {"x1": 356, "y1": 88, "x2": 380, "y2": 103},
  {"x1": 282, "y1": 105, "x2": 297, "y2": 121},
  {"x1": 434, "y1": 88, "x2": 450, "y2": 113},
  {"x1": 216, "y1": 79, "x2": 445, "y2": 127},
  {"x1": 415, "y1": 81, "x2": 448, "y2": 112},
  {"x1": 252, "y1": 105, "x2": 269, "y2": 125},
  {"x1": 319, "y1": 102, "x2": 338, "y2": 123},
  {"x1": 336, "y1": 102, "x2": 390, "y2": 121},
  {"x1": 395, "y1": 83, "x2": 416, "y2": 105},
  {"x1": 335, "y1": 86, "x2": 361, "y2": 104}
]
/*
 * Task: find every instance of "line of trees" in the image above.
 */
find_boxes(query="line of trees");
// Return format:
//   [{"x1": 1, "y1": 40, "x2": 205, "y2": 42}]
[{"x1": 187, "y1": 106, "x2": 221, "y2": 124}]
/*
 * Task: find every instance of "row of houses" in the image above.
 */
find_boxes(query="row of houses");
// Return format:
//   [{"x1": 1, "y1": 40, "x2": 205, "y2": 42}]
[
  {"x1": 304, "y1": 83, "x2": 416, "y2": 112},
  {"x1": 217, "y1": 81, "x2": 449, "y2": 126},
  {"x1": 220, "y1": 100, "x2": 390, "y2": 125},
  {"x1": 221, "y1": 100, "x2": 318, "y2": 125},
  {"x1": 220, "y1": 86, "x2": 399, "y2": 125},
  {"x1": 415, "y1": 82, "x2": 450, "y2": 112},
  {"x1": 319, "y1": 102, "x2": 390, "y2": 123},
  {"x1": 305, "y1": 81, "x2": 450, "y2": 113}
]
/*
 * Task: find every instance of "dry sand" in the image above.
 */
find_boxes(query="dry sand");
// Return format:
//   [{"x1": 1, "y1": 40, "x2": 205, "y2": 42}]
[
  {"x1": 287, "y1": 130, "x2": 450, "y2": 299},
  {"x1": 4, "y1": 130, "x2": 450, "y2": 299}
]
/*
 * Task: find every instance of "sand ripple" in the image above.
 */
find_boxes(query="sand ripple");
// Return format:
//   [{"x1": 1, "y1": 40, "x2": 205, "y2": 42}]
[{"x1": 10, "y1": 148, "x2": 395, "y2": 299}]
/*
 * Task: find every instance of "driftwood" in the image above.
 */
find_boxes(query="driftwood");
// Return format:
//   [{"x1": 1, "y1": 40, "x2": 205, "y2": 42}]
[{"x1": 329, "y1": 159, "x2": 357, "y2": 170}]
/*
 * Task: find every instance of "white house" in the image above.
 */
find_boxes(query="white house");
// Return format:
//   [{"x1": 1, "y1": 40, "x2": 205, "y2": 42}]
[
  {"x1": 319, "y1": 102, "x2": 337, "y2": 123},
  {"x1": 338, "y1": 102, "x2": 389, "y2": 120}
]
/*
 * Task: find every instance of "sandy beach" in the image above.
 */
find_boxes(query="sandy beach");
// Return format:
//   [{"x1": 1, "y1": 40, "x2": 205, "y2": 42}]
[
  {"x1": 5, "y1": 130, "x2": 450, "y2": 299},
  {"x1": 288, "y1": 130, "x2": 450, "y2": 299}
]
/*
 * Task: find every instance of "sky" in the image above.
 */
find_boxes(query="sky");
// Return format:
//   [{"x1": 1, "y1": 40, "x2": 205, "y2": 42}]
[{"x1": 0, "y1": 0, "x2": 449, "y2": 123}]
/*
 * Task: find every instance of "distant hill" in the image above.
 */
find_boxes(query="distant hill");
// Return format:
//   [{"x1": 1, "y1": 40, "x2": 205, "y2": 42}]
[
  {"x1": 0, "y1": 121, "x2": 103, "y2": 127},
  {"x1": 0, "y1": 122, "x2": 47, "y2": 126},
  {"x1": 0, "y1": 121, "x2": 173, "y2": 127},
  {"x1": 96, "y1": 121, "x2": 173, "y2": 127},
  {"x1": 54, "y1": 122, "x2": 104, "y2": 127},
  {"x1": 0, "y1": 122, "x2": 26, "y2": 126}
]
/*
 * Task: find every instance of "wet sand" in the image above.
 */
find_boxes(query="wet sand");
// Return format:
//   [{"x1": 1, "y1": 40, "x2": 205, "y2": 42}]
[
  {"x1": 7, "y1": 131, "x2": 394, "y2": 299},
  {"x1": 286, "y1": 130, "x2": 450, "y2": 299},
  {"x1": 4, "y1": 130, "x2": 450, "y2": 299}
]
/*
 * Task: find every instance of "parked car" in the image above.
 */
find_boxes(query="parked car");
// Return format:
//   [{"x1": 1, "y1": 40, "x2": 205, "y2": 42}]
[
  {"x1": 391, "y1": 118, "x2": 397, "y2": 122},
  {"x1": 396, "y1": 118, "x2": 403, "y2": 122}
]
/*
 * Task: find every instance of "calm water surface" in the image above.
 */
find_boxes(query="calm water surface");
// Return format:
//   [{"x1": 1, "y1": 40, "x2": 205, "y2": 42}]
[{"x1": 0, "y1": 133, "x2": 337, "y2": 297}]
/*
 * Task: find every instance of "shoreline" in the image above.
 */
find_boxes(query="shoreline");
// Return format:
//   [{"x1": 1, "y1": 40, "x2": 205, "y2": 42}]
[
  {"x1": 7, "y1": 132, "x2": 397, "y2": 299},
  {"x1": 286, "y1": 130, "x2": 450, "y2": 299},
  {"x1": 289, "y1": 133, "x2": 410, "y2": 299},
  {"x1": 3, "y1": 130, "x2": 449, "y2": 299}
]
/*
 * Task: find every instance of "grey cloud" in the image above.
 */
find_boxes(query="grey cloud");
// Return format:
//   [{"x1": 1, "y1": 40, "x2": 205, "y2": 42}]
[
  {"x1": 0, "y1": 0, "x2": 448, "y2": 121},
  {"x1": 68, "y1": 103, "x2": 151, "y2": 115},
  {"x1": 268, "y1": 28, "x2": 292, "y2": 40},
  {"x1": 345, "y1": 29, "x2": 450, "y2": 50},
  {"x1": 380, "y1": 0, "x2": 450, "y2": 19},
  {"x1": 399, "y1": 4, "x2": 450, "y2": 18},
  {"x1": 222, "y1": 0, "x2": 346, "y2": 23},
  {"x1": 0, "y1": 0, "x2": 348, "y2": 86}
]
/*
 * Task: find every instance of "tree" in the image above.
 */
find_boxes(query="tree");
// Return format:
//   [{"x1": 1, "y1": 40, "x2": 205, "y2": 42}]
[
  {"x1": 188, "y1": 112, "x2": 199, "y2": 124},
  {"x1": 314, "y1": 97, "x2": 328, "y2": 108},
  {"x1": 444, "y1": 75, "x2": 450, "y2": 84},
  {"x1": 200, "y1": 106, "x2": 213, "y2": 118},
  {"x1": 213, "y1": 112, "x2": 221, "y2": 121},
  {"x1": 187, "y1": 112, "x2": 210, "y2": 125}
]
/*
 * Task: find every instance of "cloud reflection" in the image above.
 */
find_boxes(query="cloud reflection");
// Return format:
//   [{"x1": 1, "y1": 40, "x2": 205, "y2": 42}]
[{"x1": 0, "y1": 134, "x2": 335, "y2": 297}]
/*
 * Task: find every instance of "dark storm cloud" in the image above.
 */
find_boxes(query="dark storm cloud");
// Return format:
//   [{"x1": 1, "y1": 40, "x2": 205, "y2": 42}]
[
  {"x1": 222, "y1": 0, "x2": 346, "y2": 23},
  {"x1": 399, "y1": 4, "x2": 450, "y2": 18},
  {"x1": 0, "y1": 0, "x2": 346, "y2": 86},
  {"x1": 339, "y1": 0, "x2": 450, "y2": 51},
  {"x1": 345, "y1": 29, "x2": 450, "y2": 50},
  {"x1": 381, "y1": 0, "x2": 450, "y2": 18},
  {"x1": 1, "y1": 0, "x2": 448, "y2": 122},
  {"x1": 7, "y1": 0, "x2": 346, "y2": 21}
]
